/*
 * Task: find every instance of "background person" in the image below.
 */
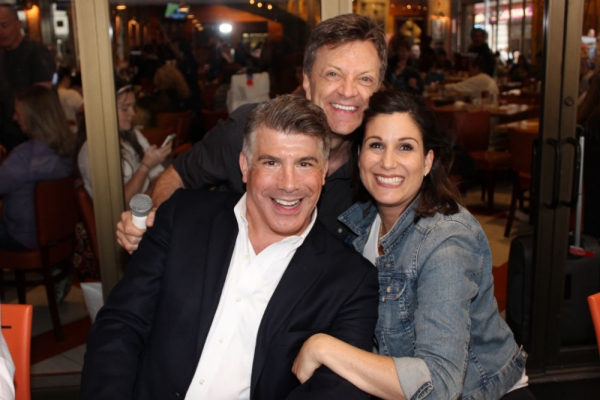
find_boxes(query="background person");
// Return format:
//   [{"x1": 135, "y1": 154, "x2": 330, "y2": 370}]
[
  {"x1": 0, "y1": 4, "x2": 55, "y2": 151},
  {"x1": 78, "y1": 84, "x2": 171, "y2": 206},
  {"x1": 1, "y1": 85, "x2": 75, "y2": 302},
  {"x1": 292, "y1": 90, "x2": 531, "y2": 400}
]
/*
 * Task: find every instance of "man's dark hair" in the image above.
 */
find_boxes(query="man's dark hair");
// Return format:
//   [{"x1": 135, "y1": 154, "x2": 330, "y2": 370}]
[
  {"x1": 243, "y1": 95, "x2": 331, "y2": 162},
  {"x1": 303, "y1": 14, "x2": 387, "y2": 85}
]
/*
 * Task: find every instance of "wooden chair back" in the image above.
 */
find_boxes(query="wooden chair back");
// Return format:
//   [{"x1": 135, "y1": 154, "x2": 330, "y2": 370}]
[
  {"x1": 200, "y1": 109, "x2": 229, "y2": 132},
  {"x1": 507, "y1": 128, "x2": 537, "y2": 176},
  {"x1": 455, "y1": 110, "x2": 491, "y2": 152},
  {"x1": 74, "y1": 182, "x2": 98, "y2": 261},
  {"x1": 140, "y1": 126, "x2": 174, "y2": 147}
]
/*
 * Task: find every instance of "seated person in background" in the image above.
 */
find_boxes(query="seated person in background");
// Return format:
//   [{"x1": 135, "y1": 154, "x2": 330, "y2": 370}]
[
  {"x1": 579, "y1": 57, "x2": 594, "y2": 96},
  {"x1": 1, "y1": 85, "x2": 75, "y2": 302},
  {"x1": 385, "y1": 35, "x2": 423, "y2": 95},
  {"x1": 444, "y1": 55, "x2": 499, "y2": 100},
  {"x1": 0, "y1": 329, "x2": 14, "y2": 400},
  {"x1": 80, "y1": 95, "x2": 378, "y2": 400},
  {"x1": 56, "y1": 66, "x2": 84, "y2": 132},
  {"x1": 212, "y1": 63, "x2": 242, "y2": 112},
  {"x1": 293, "y1": 89, "x2": 531, "y2": 400},
  {"x1": 435, "y1": 48, "x2": 454, "y2": 72},
  {"x1": 78, "y1": 84, "x2": 171, "y2": 206},
  {"x1": 1, "y1": 85, "x2": 75, "y2": 250},
  {"x1": 508, "y1": 54, "x2": 530, "y2": 83}
]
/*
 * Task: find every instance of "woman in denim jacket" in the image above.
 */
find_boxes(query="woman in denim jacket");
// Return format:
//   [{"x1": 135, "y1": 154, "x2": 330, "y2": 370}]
[{"x1": 293, "y1": 90, "x2": 532, "y2": 400}]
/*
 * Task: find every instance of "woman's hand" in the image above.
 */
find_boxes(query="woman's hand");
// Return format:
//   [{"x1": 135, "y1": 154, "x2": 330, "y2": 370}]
[
  {"x1": 292, "y1": 333, "x2": 328, "y2": 383},
  {"x1": 141, "y1": 144, "x2": 171, "y2": 170}
]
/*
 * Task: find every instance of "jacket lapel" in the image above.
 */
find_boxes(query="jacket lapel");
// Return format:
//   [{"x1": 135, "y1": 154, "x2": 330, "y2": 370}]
[
  {"x1": 195, "y1": 205, "x2": 238, "y2": 356},
  {"x1": 250, "y1": 223, "x2": 327, "y2": 392}
]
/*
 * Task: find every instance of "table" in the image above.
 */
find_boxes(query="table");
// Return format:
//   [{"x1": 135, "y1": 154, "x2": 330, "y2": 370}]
[
  {"x1": 495, "y1": 118, "x2": 540, "y2": 134},
  {"x1": 492, "y1": 118, "x2": 539, "y2": 150}
]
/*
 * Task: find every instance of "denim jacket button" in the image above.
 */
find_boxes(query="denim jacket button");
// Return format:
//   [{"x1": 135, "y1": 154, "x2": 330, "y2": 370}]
[
  {"x1": 384, "y1": 262, "x2": 392, "y2": 268},
  {"x1": 381, "y1": 296, "x2": 386, "y2": 303},
  {"x1": 386, "y1": 285, "x2": 392, "y2": 293}
]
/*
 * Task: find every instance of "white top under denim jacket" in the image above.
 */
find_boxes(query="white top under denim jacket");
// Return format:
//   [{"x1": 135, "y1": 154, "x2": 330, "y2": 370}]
[{"x1": 339, "y1": 197, "x2": 527, "y2": 400}]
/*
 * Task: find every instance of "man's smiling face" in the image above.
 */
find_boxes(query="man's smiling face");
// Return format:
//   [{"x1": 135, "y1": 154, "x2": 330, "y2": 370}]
[
  {"x1": 303, "y1": 40, "x2": 381, "y2": 136},
  {"x1": 240, "y1": 126, "x2": 328, "y2": 241}
]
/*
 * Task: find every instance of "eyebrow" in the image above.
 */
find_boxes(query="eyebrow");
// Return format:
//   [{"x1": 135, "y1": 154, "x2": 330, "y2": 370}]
[
  {"x1": 256, "y1": 155, "x2": 320, "y2": 163},
  {"x1": 365, "y1": 136, "x2": 420, "y2": 143}
]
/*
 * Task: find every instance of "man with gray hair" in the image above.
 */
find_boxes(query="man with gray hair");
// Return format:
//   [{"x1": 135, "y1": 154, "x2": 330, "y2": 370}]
[
  {"x1": 81, "y1": 95, "x2": 378, "y2": 400},
  {"x1": 117, "y1": 13, "x2": 387, "y2": 250},
  {"x1": 0, "y1": 4, "x2": 55, "y2": 150}
]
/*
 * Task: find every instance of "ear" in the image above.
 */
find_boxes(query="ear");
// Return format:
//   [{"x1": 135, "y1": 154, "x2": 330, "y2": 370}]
[
  {"x1": 424, "y1": 149, "x2": 434, "y2": 176},
  {"x1": 302, "y1": 73, "x2": 311, "y2": 100},
  {"x1": 322, "y1": 160, "x2": 329, "y2": 185},
  {"x1": 239, "y1": 152, "x2": 249, "y2": 183}
]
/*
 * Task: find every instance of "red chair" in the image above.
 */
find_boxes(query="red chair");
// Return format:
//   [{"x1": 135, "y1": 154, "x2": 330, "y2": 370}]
[
  {"x1": 200, "y1": 109, "x2": 229, "y2": 132},
  {"x1": 1, "y1": 304, "x2": 33, "y2": 400},
  {"x1": 456, "y1": 110, "x2": 511, "y2": 212},
  {"x1": 587, "y1": 292, "x2": 600, "y2": 356},
  {"x1": 75, "y1": 181, "x2": 98, "y2": 262},
  {"x1": 504, "y1": 129, "x2": 537, "y2": 237},
  {"x1": 0, "y1": 177, "x2": 78, "y2": 341},
  {"x1": 140, "y1": 126, "x2": 174, "y2": 147},
  {"x1": 156, "y1": 110, "x2": 193, "y2": 146}
]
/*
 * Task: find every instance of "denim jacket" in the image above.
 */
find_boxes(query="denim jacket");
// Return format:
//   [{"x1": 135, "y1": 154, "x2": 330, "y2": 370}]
[{"x1": 339, "y1": 198, "x2": 526, "y2": 400}]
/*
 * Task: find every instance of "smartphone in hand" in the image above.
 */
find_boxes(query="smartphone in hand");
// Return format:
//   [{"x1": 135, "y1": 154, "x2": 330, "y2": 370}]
[{"x1": 162, "y1": 133, "x2": 177, "y2": 148}]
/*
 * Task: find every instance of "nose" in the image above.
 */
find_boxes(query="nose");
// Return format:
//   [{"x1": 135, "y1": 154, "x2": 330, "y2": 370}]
[
  {"x1": 277, "y1": 164, "x2": 299, "y2": 193},
  {"x1": 381, "y1": 148, "x2": 396, "y2": 170},
  {"x1": 337, "y1": 77, "x2": 358, "y2": 98}
]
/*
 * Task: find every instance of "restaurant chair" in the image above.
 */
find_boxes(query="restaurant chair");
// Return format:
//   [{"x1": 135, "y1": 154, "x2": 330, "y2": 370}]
[
  {"x1": 434, "y1": 108, "x2": 467, "y2": 142},
  {"x1": 173, "y1": 142, "x2": 193, "y2": 158},
  {"x1": 140, "y1": 126, "x2": 174, "y2": 148},
  {"x1": 0, "y1": 177, "x2": 78, "y2": 341},
  {"x1": 200, "y1": 109, "x2": 229, "y2": 132},
  {"x1": 504, "y1": 128, "x2": 536, "y2": 237},
  {"x1": 1, "y1": 303, "x2": 33, "y2": 400},
  {"x1": 456, "y1": 110, "x2": 511, "y2": 212},
  {"x1": 587, "y1": 292, "x2": 600, "y2": 356},
  {"x1": 156, "y1": 110, "x2": 193, "y2": 146},
  {"x1": 74, "y1": 181, "x2": 99, "y2": 262}
]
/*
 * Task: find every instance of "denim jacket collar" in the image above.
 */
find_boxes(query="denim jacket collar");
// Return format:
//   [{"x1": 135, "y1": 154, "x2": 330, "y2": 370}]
[{"x1": 339, "y1": 196, "x2": 420, "y2": 254}]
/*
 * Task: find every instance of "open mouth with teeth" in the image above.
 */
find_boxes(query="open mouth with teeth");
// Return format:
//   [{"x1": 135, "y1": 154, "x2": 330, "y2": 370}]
[
  {"x1": 375, "y1": 175, "x2": 404, "y2": 186},
  {"x1": 332, "y1": 103, "x2": 357, "y2": 112},
  {"x1": 272, "y1": 198, "x2": 302, "y2": 209}
]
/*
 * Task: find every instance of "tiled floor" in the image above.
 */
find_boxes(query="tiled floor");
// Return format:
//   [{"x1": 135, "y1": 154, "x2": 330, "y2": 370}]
[{"x1": 7, "y1": 181, "x2": 532, "y2": 393}]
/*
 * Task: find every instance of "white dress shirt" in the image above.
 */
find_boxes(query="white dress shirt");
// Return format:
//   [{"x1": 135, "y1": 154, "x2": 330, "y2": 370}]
[
  {"x1": 185, "y1": 194, "x2": 316, "y2": 399},
  {"x1": 445, "y1": 72, "x2": 499, "y2": 99}
]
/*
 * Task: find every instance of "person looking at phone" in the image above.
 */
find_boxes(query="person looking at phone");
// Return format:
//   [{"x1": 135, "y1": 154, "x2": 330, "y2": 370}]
[{"x1": 78, "y1": 83, "x2": 172, "y2": 206}]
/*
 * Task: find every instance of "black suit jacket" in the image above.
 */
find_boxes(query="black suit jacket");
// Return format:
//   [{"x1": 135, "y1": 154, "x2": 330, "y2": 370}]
[{"x1": 81, "y1": 190, "x2": 378, "y2": 399}]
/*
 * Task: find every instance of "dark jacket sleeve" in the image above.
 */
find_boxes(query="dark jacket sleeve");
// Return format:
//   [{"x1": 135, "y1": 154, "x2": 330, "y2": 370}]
[
  {"x1": 80, "y1": 191, "x2": 179, "y2": 399},
  {"x1": 288, "y1": 253, "x2": 378, "y2": 399},
  {"x1": 172, "y1": 103, "x2": 257, "y2": 192}
]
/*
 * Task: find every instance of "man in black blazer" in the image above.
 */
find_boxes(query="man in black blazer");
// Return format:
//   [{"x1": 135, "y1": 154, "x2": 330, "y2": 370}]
[{"x1": 81, "y1": 95, "x2": 378, "y2": 399}]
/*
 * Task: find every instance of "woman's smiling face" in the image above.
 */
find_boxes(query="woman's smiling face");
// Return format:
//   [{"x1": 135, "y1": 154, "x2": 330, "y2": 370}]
[{"x1": 359, "y1": 112, "x2": 433, "y2": 217}]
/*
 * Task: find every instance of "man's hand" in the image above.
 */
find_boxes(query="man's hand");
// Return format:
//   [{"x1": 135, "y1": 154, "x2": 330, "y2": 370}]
[{"x1": 116, "y1": 209, "x2": 156, "y2": 254}]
